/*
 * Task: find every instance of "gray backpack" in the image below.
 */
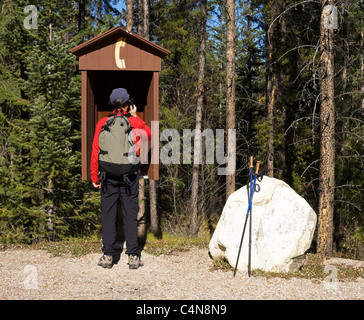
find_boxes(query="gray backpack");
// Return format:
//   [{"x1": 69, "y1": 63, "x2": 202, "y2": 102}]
[{"x1": 98, "y1": 114, "x2": 139, "y2": 177}]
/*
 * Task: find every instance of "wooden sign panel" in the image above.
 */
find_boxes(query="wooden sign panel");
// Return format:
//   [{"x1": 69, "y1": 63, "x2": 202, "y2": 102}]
[{"x1": 71, "y1": 27, "x2": 169, "y2": 72}]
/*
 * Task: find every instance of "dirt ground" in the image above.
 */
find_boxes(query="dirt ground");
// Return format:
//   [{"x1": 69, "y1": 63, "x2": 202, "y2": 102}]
[{"x1": 0, "y1": 247, "x2": 363, "y2": 301}]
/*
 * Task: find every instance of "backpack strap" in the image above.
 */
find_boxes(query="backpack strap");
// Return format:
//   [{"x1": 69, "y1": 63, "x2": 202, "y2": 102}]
[
  {"x1": 101, "y1": 115, "x2": 116, "y2": 132},
  {"x1": 99, "y1": 149, "x2": 108, "y2": 155},
  {"x1": 125, "y1": 126, "x2": 133, "y2": 134}
]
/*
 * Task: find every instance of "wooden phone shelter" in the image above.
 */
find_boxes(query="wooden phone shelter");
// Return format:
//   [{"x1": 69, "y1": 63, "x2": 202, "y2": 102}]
[{"x1": 70, "y1": 26, "x2": 170, "y2": 180}]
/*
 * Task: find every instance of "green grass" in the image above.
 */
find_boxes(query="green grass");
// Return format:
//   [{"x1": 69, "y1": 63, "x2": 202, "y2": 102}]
[
  {"x1": 31, "y1": 237, "x2": 102, "y2": 257},
  {"x1": 0, "y1": 237, "x2": 101, "y2": 257},
  {"x1": 144, "y1": 232, "x2": 210, "y2": 256},
  {"x1": 0, "y1": 232, "x2": 211, "y2": 257},
  {"x1": 250, "y1": 254, "x2": 364, "y2": 281},
  {"x1": 209, "y1": 258, "x2": 234, "y2": 272}
]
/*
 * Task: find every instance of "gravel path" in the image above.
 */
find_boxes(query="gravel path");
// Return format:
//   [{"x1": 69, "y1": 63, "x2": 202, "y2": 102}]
[{"x1": 0, "y1": 247, "x2": 363, "y2": 300}]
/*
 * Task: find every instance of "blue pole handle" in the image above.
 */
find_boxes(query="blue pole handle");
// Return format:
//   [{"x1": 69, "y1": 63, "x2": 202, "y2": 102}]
[{"x1": 246, "y1": 161, "x2": 260, "y2": 215}]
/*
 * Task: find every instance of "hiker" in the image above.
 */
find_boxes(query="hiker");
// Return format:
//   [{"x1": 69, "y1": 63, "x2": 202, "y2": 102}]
[{"x1": 90, "y1": 88, "x2": 152, "y2": 269}]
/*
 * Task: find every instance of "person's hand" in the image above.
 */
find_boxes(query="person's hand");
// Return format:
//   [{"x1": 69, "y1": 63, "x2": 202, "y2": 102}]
[
  {"x1": 129, "y1": 104, "x2": 137, "y2": 117},
  {"x1": 93, "y1": 181, "x2": 101, "y2": 189}
]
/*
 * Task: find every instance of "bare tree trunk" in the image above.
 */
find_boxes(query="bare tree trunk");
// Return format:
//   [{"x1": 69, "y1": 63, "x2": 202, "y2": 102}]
[
  {"x1": 136, "y1": 0, "x2": 156, "y2": 237},
  {"x1": 143, "y1": 0, "x2": 149, "y2": 40},
  {"x1": 137, "y1": 0, "x2": 149, "y2": 39},
  {"x1": 126, "y1": 0, "x2": 147, "y2": 242},
  {"x1": 225, "y1": 0, "x2": 236, "y2": 198},
  {"x1": 78, "y1": 0, "x2": 86, "y2": 31},
  {"x1": 361, "y1": 0, "x2": 364, "y2": 110},
  {"x1": 127, "y1": 0, "x2": 133, "y2": 32},
  {"x1": 266, "y1": 1, "x2": 280, "y2": 178},
  {"x1": 149, "y1": 180, "x2": 159, "y2": 236},
  {"x1": 137, "y1": 178, "x2": 147, "y2": 241},
  {"x1": 46, "y1": 178, "x2": 55, "y2": 240},
  {"x1": 137, "y1": 0, "x2": 143, "y2": 34},
  {"x1": 266, "y1": 46, "x2": 276, "y2": 178},
  {"x1": 317, "y1": 0, "x2": 336, "y2": 256},
  {"x1": 190, "y1": 0, "x2": 207, "y2": 236}
]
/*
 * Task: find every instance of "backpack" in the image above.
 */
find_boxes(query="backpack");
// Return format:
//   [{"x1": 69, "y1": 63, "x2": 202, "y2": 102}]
[{"x1": 98, "y1": 113, "x2": 139, "y2": 177}]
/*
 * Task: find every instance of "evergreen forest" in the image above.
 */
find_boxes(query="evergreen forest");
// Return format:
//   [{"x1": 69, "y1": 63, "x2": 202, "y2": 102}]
[{"x1": 0, "y1": 0, "x2": 363, "y2": 259}]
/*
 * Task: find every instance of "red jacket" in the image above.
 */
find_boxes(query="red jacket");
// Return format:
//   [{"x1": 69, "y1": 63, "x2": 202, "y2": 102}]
[{"x1": 90, "y1": 109, "x2": 152, "y2": 183}]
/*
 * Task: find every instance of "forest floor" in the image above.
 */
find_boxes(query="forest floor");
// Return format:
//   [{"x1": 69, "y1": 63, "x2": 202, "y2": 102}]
[{"x1": 0, "y1": 246, "x2": 363, "y2": 300}]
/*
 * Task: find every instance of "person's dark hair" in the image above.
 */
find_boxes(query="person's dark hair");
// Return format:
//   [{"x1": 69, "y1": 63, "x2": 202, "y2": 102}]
[{"x1": 112, "y1": 99, "x2": 129, "y2": 108}]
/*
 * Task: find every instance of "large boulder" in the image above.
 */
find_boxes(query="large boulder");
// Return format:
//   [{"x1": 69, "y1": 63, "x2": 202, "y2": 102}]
[{"x1": 209, "y1": 176, "x2": 317, "y2": 273}]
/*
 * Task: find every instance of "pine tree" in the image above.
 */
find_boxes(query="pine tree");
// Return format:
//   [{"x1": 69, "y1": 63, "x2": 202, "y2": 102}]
[
  {"x1": 190, "y1": 0, "x2": 207, "y2": 236},
  {"x1": 0, "y1": 1, "x2": 95, "y2": 242}
]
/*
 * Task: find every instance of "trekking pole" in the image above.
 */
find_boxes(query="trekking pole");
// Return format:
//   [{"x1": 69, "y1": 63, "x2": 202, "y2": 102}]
[
  {"x1": 233, "y1": 157, "x2": 253, "y2": 278},
  {"x1": 248, "y1": 158, "x2": 253, "y2": 277},
  {"x1": 233, "y1": 160, "x2": 260, "y2": 278}
]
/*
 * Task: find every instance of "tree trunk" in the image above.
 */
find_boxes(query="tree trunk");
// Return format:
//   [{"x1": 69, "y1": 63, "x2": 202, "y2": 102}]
[
  {"x1": 78, "y1": 0, "x2": 86, "y2": 31},
  {"x1": 361, "y1": 0, "x2": 364, "y2": 110},
  {"x1": 149, "y1": 180, "x2": 159, "y2": 236},
  {"x1": 143, "y1": 0, "x2": 149, "y2": 40},
  {"x1": 126, "y1": 0, "x2": 152, "y2": 242},
  {"x1": 46, "y1": 178, "x2": 55, "y2": 241},
  {"x1": 136, "y1": 0, "x2": 157, "y2": 238},
  {"x1": 317, "y1": 0, "x2": 336, "y2": 256},
  {"x1": 127, "y1": 0, "x2": 133, "y2": 32},
  {"x1": 137, "y1": 0, "x2": 149, "y2": 39},
  {"x1": 126, "y1": 0, "x2": 148, "y2": 242},
  {"x1": 266, "y1": 1, "x2": 280, "y2": 178},
  {"x1": 225, "y1": 0, "x2": 236, "y2": 199},
  {"x1": 137, "y1": 178, "x2": 147, "y2": 242},
  {"x1": 137, "y1": 0, "x2": 143, "y2": 35},
  {"x1": 190, "y1": 0, "x2": 206, "y2": 236},
  {"x1": 266, "y1": 45, "x2": 276, "y2": 178}
]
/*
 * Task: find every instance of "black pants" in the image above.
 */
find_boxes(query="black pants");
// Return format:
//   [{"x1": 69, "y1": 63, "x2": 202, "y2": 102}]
[{"x1": 100, "y1": 172, "x2": 140, "y2": 256}]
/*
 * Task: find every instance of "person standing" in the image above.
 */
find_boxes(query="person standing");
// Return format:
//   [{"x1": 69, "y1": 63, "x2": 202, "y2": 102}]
[{"x1": 90, "y1": 88, "x2": 152, "y2": 269}]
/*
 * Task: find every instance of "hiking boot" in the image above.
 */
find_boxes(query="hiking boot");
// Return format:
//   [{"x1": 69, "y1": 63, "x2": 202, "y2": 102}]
[
  {"x1": 128, "y1": 254, "x2": 143, "y2": 269},
  {"x1": 98, "y1": 254, "x2": 113, "y2": 269},
  {"x1": 139, "y1": 255, "x2": 144, "y2": 267}
]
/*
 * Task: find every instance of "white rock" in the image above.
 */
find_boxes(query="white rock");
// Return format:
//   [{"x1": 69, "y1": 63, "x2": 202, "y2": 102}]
[{"x1": 209, "y1": 176, "x2": 317, "y2": 272}]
